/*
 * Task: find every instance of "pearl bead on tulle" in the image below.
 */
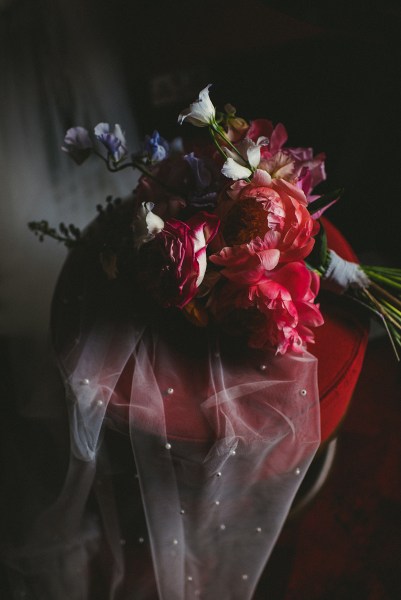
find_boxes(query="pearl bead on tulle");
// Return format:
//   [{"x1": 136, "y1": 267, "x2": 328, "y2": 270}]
[
  {"x1": 165, "y1": 443, "x2": 172, "y2": 450},
  {"x1": 259, "y1": 364, "x2": 267, "y2": 372},
  {"x1": 295, "y1": 467, "x2": 301, "y2": 475},
  {"x1": 167, "y1": 387, "x2": 174, "y2": 395},
  {"x1": 300, "y1": 388, "x2": 307, "y2": 396}
]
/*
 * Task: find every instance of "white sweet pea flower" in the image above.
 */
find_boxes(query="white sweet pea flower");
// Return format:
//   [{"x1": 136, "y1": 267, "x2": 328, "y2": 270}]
[
  {"x1": 221, "y1": 158, "x2": 254, "y2": 181},
  {"x1": 134, "y1": 202, "x2": 164, "y2": 247},
  {"x1": 243, "y1": 139, "x2": 262, "y2": 170},
  {"x1": 221, "y1": 139, "x2": 262, "y2": 181},
  {"x1": 178, "y1": 84, "x2": 216, "y2": 127}
]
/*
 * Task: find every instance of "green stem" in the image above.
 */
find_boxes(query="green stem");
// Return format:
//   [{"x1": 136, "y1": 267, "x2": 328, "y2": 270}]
[
  {"x1": 362, "y1": 265, "x2": 401, "y2": 275},
  {"x1": 212, "y1": 123, "x2": 247, "y2": 161},
  {"x1": 209, "y1": 128, "x2": 229, "y2": 161},
  {"x1": 382, "y1": 300, "x2": 401, "y2": 321},
  {"x1": 363, "y1": 269, "x2": 401, "y2": 291},
  {"x1": 95, "y1": 149, "x2": 183, "y2": 196},
  {"x1": 209, "y1": 125, "x2": 252, "y2": 183},
  {"x1": 212, "y1": 122, "x2": 255, "y2": 170}
]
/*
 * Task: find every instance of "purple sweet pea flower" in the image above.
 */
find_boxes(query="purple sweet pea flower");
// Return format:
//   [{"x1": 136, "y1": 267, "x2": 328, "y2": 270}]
[
  {"x1": 184, "y1": 153, "x2": 218, "y2": 208},
  {"x1": 94, "y1": 123, "x2": 127, "y2": 163},
  {"x1": 184, "y1": 153, "x2": 212, "y2": 189},
  {"x1": 144, "y1": 130, "x2": 170, "y2": 163},
  {"x1": 61, "y1": 126, "x2": 93, "y2": 165}
]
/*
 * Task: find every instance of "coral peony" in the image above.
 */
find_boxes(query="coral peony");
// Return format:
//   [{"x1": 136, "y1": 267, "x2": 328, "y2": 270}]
[
  {"x1": 209, "y1": 261, "x2": 323, "y2": 354},
  {"x1": 212, "y1": 176, "x2": 319, "y2": 264}
]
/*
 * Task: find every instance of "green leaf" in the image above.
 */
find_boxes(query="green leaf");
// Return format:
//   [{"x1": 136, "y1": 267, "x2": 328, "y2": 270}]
[
  {"x1": 308, "y1": 188, "x2": 343, "y2": 216},
  {"x1": 306, "y1": 220, "x2": 329, "y2": 272}
]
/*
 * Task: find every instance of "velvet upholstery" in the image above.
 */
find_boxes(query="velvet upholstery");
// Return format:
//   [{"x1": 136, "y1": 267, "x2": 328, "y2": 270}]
[{"x1": 315, "y1": 218, "x2": 369, "y2": 441}]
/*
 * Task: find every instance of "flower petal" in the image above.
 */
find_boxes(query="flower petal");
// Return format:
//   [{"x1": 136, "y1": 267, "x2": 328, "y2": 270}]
[
  {"x1": 61, "y1": 126, "x2": 93, "y2": 165},
  {"x1": 94, "y1": 122, "x2": 128, "y2": 162},
  {"x1": 178, "y1": 84, "x2": 216, "y2": 127},
  {"x1": 221, "y1": 157, "x2": 252, "y2": 180},
  {"x1": 246, "y1": 141, "x2": 261, "y2": 169}
]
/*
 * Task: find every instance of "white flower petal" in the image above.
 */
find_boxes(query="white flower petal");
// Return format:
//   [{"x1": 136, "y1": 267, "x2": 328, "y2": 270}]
[
  {"x1": 146, "y1": 209, "x2": 164, "y2": 235},
  {"x1": 94, "y1": 122, "x2": 110, "y2": 136},
  {"x1": 252, "y1": 169, "x2": 272, "y2": 186},
  {"x1": 246, "y1": 142, "x2": 261, "y2": 169},
  {"x1": 221, "y1": 157, "x2": 252, "y2": 180},
  {"x1": 178, "y1": 84, "x2": 216, "y2": 127},
  {"x1": 224, "y1": 146, "x2": 246, "y2": 166},
  {"x1": 113, "y1": 124, "x2": 127, "y2": 146},
  {"x1": 134, "y1": 202, "x2": 164, "y2": 247}
]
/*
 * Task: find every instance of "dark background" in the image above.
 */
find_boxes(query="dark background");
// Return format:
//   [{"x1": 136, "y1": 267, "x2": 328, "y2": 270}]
[
  {"x1": 3, "y1": 0, "x2": 399, "y2": 260},
  {"x1": 95, "y1": 0, "x2": 401, "y2": 261}
]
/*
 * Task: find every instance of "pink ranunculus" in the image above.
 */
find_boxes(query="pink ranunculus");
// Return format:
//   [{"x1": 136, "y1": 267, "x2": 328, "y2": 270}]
[
  {"x1": 214, "y1": 177, "x2": 319, "y2": 264},
  {"x1": 139, "y1": 212, "x2": 220, "y2": 309}
]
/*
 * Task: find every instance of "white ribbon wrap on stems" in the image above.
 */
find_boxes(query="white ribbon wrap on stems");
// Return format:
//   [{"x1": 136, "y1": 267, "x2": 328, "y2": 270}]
[{"x1": 323, "y1": 249, "x2": 370, "y2": 294}]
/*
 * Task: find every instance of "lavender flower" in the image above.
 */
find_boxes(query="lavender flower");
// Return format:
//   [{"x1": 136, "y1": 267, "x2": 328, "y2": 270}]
[
  {"x1": 144, "y1": 130, "x2": 170, "y2": 163},
  {"x1": 184, "y1": 153, "x2": 212, "y2": 189},
  {"x1": 184, "y1": 153, "x2": 218, "y2": 208},
  {"x1": 62, "y1": 126, "x2": 93, "y2": 165},
  {"x1": 94, "y1": 123, "x2": 127, "y2": 163}
]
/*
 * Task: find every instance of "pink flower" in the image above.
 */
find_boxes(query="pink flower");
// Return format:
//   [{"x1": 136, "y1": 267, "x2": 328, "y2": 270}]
[
  {"x1": 248, "y1": 262, "x2": 323, "y2": 353},
  {"x1": 212, "y1": 177, "x2": 319, "y2": 264},
  {"x1": 209, "y1": 235, "x2": 280, "y2": 285},
  {"x1": 245, "y1": 120, "x2": 326, "y2": 197},
  {"x1": 209, "y1": 261, "x2": 323, "y2": 354},
  {"x1": 246, "y1": 119, "x2": 288, "y2": 157},
  {"x1": 289, "y1": 147, "x2": 326, "y2": 195},
  {"x1": 139, "y1": 212, "x2": 220, "y2": 309}
]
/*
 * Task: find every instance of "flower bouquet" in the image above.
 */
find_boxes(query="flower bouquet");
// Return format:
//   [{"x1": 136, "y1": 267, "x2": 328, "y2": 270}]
[{"x1": 29, "y1": 85, "x2": 401, "y2": 358}]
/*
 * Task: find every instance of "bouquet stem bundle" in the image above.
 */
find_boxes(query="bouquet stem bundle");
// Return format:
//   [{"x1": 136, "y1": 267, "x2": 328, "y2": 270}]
[{"x1": 357, "y1": 266, "x2": 401, "y2": 359}]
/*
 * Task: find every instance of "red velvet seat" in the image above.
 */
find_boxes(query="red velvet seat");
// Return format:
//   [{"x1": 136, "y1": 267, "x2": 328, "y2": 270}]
[{"x1": 314, "y1": 218, "x2": 369, "y2": 442}]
